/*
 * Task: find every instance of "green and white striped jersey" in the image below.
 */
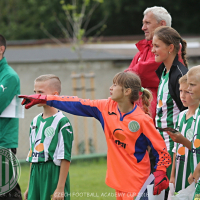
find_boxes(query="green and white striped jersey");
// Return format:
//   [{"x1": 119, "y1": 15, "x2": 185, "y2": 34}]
[
  {"x1": 156, "y1": 70, "x2": 180, "y2": 151},
  {"x1": 174, "y1": 109, "x2": 197, "y2": 192},
  {"x1": 26, "y1": 111, "x2": 73, "y2": 166},
  {"x1": 190, "y1": 107, "x2": 200, "y2": 174}
]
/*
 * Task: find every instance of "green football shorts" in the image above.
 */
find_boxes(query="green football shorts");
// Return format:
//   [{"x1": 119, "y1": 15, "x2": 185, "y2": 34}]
[
  {"x1": 193, "y1": 182, "x2": 200, "y2": 200},
  {"x1": 28, "y1": 161, "x2": 70, "y2": 200}
]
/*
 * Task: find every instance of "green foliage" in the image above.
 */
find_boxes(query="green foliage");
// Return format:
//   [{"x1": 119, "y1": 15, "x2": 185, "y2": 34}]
[
  {"x1": 0, "y1": 0, "x2": 200, "y2": 40},
  {"x1": 62, "y1": 4, "x2": 76, "y2": 11},
  {"x1": 84, "y1": 0, "x2": 90, "y2": 6},
  {"x1": 95, "y1": 0, "x2": 104, "y2": 3},
  {"x1": 77, "y1": 29, "x2": 85, "y2": 41}
]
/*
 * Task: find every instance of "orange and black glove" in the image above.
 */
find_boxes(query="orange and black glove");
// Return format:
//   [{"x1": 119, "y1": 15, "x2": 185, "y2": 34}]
[
  {"x1": 18, "y1": 94, "x2": 47, "y2": 109},
  {"x1": 153, "y1": 170, "x2": 169, "y2": 195}
]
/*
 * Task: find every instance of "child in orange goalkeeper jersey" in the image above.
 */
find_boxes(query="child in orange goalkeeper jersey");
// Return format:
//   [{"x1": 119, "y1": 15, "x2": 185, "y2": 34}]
[{"x1": 19, "y1": 72, "x2": 171, "y2": 200}]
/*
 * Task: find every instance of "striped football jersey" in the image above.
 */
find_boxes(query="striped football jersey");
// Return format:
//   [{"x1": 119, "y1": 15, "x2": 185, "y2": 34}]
[
  {"x1": 156, "y1": 70, "x2": 180, "y2": 151},
  {"x1": 26, "y1": 111, "x2": 73, "y2": 166},
  {"x1": 174, "y1": 109, "x2": 197, "y2": 192}
]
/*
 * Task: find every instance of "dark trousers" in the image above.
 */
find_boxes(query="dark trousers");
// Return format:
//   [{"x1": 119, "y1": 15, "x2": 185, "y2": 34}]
[{"x1": 0, "y1": 148, "x2": 22, "y2": 200}]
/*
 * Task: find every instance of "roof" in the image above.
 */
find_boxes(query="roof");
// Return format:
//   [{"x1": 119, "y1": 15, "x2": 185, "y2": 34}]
[
  {"x1": 4, "y1": 36, "x2": 200, "y2": 63},
  {"x1": 5, "y1": 45, "x2": 134, "y2": 63}
]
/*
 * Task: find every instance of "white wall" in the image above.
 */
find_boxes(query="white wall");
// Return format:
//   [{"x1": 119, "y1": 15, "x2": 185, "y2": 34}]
[{"x1": 11, "y1": 60, "x2": 129, "y2": 159}]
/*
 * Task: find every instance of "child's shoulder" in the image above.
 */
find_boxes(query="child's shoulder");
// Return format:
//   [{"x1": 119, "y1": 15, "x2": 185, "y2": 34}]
[
  {"x1": 179, "y1": 109, "x2": 188, "y2": 117},
  {"x1": 55, "y1": 111, "x2": 72, "y2": 124},
  {"x1": 132, "y1": 105, "x2": 153, "y2": 121},
  {"x1": 32, "y1": 113, "x2": 43, "y2": 121},
  {"x1": 195, "y1": 107, "x2": 200, "y2": 121}
]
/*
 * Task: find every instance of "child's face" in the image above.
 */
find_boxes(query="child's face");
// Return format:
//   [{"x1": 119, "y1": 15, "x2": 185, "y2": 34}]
[
  {"x1": 180, "y1": 82, "x2": 199, "y2": 107},
  {"x1": 151, "y1": 35, "x2": 171, "y2": 63},
  {"x1": 109, "y1": 82, "x2": 125, "y2": 102},
  {"x1": 34, "y1": 80, "x2": 54, "y2": 107},
  {"x1": 187, "y1": 74, "x2": 200, "y2": 100}
]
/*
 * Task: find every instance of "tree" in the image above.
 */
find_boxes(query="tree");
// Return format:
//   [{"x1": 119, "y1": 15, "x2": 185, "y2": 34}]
[
  {"x1": 0, "y1": 0, "x2": 200, "y2": 41},
  {"x1": 40, "y1": 0, "x2": 107, "y2": 67}
]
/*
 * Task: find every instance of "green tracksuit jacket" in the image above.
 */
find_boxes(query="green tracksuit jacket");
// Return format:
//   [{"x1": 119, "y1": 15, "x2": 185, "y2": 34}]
[{"x1": 0, "y1": 57, "x2": 20, "y2": 148}]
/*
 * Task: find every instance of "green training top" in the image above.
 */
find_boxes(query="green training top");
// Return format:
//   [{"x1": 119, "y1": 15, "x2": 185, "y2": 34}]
[{"x1": 0, "y1": 57, "x2": 20, "y2": 148}]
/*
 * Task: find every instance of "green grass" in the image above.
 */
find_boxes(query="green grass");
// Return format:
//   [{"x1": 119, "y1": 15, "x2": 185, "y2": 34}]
[{"x1": 19, "y1": 158, "x2": 116, "y2": 200}]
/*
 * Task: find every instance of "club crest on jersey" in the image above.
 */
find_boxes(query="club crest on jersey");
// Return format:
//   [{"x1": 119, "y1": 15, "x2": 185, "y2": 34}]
[
  {"x1": 186, "y1": 129, "x2": 193, "y2": 141},
  {"x1": 128, "y1": 121, "x2": 140, "y2": 132},
  {"x1": 44, "y1": 127, "x2": 55, "y2": 137}
]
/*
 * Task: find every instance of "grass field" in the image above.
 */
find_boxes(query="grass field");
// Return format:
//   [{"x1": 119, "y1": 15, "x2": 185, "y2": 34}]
[{"x1": 18, "y1": 158, "x2": 116, "y2": 200}]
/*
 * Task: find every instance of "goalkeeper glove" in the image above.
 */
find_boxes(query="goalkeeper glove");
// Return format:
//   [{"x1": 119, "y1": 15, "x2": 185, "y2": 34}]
[
  {"x1": 153, "y1": 170, "x2": 169, "y2": 195},
  {"x1": 18, "y1": 94, "x2": 47, "y2": 109}
]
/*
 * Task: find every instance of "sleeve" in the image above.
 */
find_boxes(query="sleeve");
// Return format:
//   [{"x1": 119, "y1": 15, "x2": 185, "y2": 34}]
[
  {"x1": 142, "y1": 117, "x2": 171, "y2": 172},
  {"x1": 29, "y1": 122, "x2": 32, "y2": 148},
  {"x1": 46, "y1": 95, "x2": 107, "y2": 121},
  {"x1": 175, "y1": 75, "x2": 182, "y2": 108},
  {"x1": 0, "y1": 73, "x2": 19, "y2": 114},
  {"x1": 175, "y1": 114, "x2": 179, "y2": 130},
  {"x1": 26, "y1": 121, "x2": 33, "y2": 161},
  {"x1": 125, "y1": 53, "x2": 160, "y2": 88},
  {"x1": 57, "y1": 118, "x2": 74, "y2": 162},
  {"x1": 172, "y1": 114, "x2": 180, "y2": 153}
]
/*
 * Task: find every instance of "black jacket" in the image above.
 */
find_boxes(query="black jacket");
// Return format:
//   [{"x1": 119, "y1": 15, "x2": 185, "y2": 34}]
[{"x1": 155, "y1": 55, "x2": 188, "y2": 111}]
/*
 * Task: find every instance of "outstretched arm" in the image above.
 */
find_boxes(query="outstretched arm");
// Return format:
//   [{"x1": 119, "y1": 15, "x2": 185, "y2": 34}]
[
  {"x1": 19, "y1": 94, "x2": 106, "y2": 121},
  {"x1": 19, "y1": 94, "x2": 47, "y2": 109}
]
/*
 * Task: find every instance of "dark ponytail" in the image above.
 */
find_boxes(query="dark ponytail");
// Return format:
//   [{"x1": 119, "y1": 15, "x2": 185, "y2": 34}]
[{"x1": 180, "y1": 38, "x2": 188, "y2": 68}]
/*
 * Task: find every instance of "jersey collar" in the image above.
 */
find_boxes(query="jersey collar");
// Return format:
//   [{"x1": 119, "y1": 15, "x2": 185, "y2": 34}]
[{"x1": 118, "y1": 104, "x2": 137, "y2": 121}]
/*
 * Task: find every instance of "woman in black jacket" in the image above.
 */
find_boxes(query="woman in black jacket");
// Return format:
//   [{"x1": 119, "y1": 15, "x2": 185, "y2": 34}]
[{"x1": 151, "y1": 26, "x2": 188, "y2": 199}]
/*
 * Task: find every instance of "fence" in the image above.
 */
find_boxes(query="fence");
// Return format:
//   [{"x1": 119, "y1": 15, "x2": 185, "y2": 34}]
[{"x1": 71, "y1": 72, "x2": 99, "y2": 155}]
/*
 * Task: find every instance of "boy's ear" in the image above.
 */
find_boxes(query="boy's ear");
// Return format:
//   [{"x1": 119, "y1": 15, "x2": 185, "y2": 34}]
[{"x1": 54, "y1": 91, "x2": 59, "y2": 95}]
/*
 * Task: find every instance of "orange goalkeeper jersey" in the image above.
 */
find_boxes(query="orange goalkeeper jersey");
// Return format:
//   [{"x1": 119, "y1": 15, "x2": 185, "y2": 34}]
[{"x1": 47, "y1": 95, "x2": 171, "y2": 194}]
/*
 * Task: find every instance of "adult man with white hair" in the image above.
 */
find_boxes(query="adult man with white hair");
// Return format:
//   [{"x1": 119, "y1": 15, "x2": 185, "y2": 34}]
[
  {"x1": 125, "y1": 7, "x2": 173, "y2": 199},
  {"x1": 125, "y1": 6, "x2": 172, "y2": 121}
]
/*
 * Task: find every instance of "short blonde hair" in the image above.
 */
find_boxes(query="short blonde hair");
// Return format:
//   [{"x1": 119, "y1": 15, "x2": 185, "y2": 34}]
[
  {"x1": 35, "y1": 74, "x2": 61, "y2": 94},
  {"x1": 179, "y1": 74, "x2": 187, "y2": 84},
  {"x1": 188, "y1": 65, "x2": 200, "y2": 78}
]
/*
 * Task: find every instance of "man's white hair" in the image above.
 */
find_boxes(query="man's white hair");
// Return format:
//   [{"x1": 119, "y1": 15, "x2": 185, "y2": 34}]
[{"x1": 144, "y1": 6, "x2": 172, "y2": 27}]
